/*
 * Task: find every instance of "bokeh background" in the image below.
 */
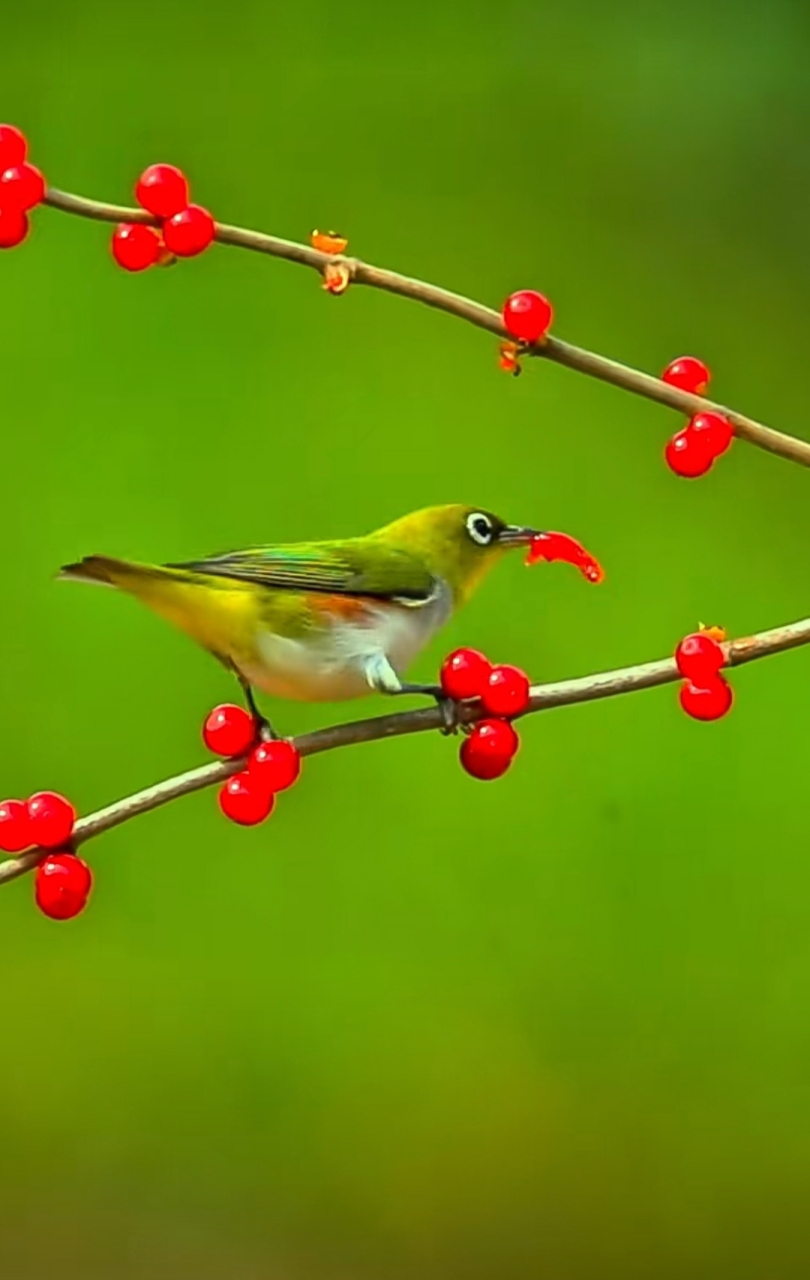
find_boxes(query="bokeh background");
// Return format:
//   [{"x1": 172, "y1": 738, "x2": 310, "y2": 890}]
[{"x1": 3, "y1": 2, "x2": 810, "y2": 1276}]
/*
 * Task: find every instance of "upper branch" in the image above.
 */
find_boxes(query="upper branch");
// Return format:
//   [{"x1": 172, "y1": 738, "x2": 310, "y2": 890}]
[
  {"x1": 1, "y1": 614, "x2": 808, "y2": 889},
  {"x1": 42, "y1": 186, "x2": 810, "y2": 470},
  {"x1": 8, "y1": 182, "x2": 804, "y2": 895}
]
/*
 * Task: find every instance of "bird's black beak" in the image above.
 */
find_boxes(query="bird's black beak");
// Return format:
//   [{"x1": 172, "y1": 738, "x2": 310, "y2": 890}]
[{"x1": 497, "y1": 525, "x2": 543, "y2": 547}]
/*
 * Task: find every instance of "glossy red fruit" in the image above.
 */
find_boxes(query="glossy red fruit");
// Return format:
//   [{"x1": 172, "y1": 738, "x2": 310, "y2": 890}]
[
  {"x1": 249, "y1": 740, "x2": 301, "y2": 793},
  {"x1": 481, "y1": 664, "x2": 530, "y2": 718},
  {"x1": 27, "y1": 792, "x2": 76, "y2": 849},
  {"x1": 675, "y1": 632, "x2": 726, "y2": 684},
  {"x1": 502, "y1": 290, "x2": 553, "y2": 344},
  {"x1": 662, "y1": 356, "x2": 710, "y2": 396},
  {"x1": 35, "y1": 853, "x2": 92, "y2": 920},
  {"x1": 0, "y1": 163, "x2": 45, "y2": 210},
  {"x1": 162, "y1": 204, "x2": 215, "y2": 257},
  {"x1": 679, "y1": 676, "x2": 733, "y2": 722},
  {"x1": 0, "y1": 124, "x2": 27, "y2": 171},
  {"x1": 440, "y1": 648, "x2": 492, "y2": 701},
  {"x1": 111, "y1": 222, "x2": 161, "y2": 272},
  {"x1": 460, "y1": 719, "x2": 520, "y2": 780},
  {"x1": 202, "y1": 704, "x2": 257, "y2": 757},
  {"x1": 665, "y1": 426, "x2": 714, "y2": 478},
  {"x1": 525, "y1": 531, "x2": 605, "y2": 583},
  {"x1": 690, "y1": 411, "x2": 733, "y2": 458},
  {"x1": 219, "y1": 772, "x2": 275, "y2": 825},
  {"x1": 0, "y1": 799, "x2": 32, "y2": 853},
  {"x1": 135, "y1": 163, "x2": 189, "y2": 218},
  {"x1": 0, "y1": 206, "x2": 28, "y2": 249}
]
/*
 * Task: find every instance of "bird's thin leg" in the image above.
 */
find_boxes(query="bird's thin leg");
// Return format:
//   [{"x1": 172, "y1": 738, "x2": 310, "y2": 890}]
[{"x1": 237, "y1": 676, "x2": 277, "y2": 741}]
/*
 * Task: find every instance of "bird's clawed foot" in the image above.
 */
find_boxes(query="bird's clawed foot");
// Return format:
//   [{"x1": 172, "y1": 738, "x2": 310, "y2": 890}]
[
  {"x1": 435, "y1": 694, "x2": 461, "y2": 735},
  {"x1": 396, "y1": 683, "x2": 461, "y2": 735}
]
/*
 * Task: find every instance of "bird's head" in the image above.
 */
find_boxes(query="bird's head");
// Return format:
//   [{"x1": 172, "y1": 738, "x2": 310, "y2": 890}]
[{"x1": 375, "y1": 504, "x2": 542, "y2": 605}]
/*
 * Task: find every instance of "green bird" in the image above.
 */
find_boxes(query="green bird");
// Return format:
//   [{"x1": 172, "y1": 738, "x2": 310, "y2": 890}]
[{"x1": 60, "y1": 504, "x2": 540, "y2": 720}]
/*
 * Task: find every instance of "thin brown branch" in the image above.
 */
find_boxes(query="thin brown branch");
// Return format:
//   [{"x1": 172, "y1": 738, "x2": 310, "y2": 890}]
[
  {"x1": 42, "y1": 185, "x2": 810, "y2": 469},
  {"x1": 2, "y1": 615, "x2": 808, "y2": 889}
]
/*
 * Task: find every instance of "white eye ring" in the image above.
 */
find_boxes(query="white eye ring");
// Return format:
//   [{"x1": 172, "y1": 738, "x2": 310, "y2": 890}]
[{"x1": 466, "y1": 512, "x2": 493, "y2": 546}]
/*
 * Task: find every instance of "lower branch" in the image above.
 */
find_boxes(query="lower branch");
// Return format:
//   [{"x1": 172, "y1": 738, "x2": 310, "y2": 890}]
[{"x1": 2, "y1": 615, "x2": 807, "y2": 889}]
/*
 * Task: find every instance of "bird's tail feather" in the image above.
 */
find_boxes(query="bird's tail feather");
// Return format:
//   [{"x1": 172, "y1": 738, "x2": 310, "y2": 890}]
[
  {"x1": 58, "y1": 555, "x2": 256, "y2": 656},
  {"x1": 58, "y1": 555, "x2": 187, "y2": 590}
]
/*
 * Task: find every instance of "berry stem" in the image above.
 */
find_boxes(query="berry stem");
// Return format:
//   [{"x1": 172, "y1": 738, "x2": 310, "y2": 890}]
[
  {"x1": 38, "y1": 185, "x2": 810, "y2": 469},
  {"x1": 1, "y1": 613, "x2": 809, "y2": 888}
]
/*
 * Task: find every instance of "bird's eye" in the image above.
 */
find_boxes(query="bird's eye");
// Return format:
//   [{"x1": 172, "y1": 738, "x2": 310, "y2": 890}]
[{"x1": 466, "y1": 512, "x2": 494, "y2": 546}]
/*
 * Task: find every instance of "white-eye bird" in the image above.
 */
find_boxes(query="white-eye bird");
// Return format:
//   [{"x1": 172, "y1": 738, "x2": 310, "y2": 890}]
[{"x1": 60, "y1": 504, "x2": 540, "y2": 720}]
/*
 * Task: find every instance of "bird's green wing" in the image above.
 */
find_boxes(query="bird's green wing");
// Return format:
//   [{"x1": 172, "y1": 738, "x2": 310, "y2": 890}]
[{"x1": 169, "y1": 539, "x2": 437, "y2": 602}]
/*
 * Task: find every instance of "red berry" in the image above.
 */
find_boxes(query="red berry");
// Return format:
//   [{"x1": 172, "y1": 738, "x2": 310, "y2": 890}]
[
  {"x1": 249, "y1": 740, "x2": 301, "y2": 793},
  {"x1": 0, "y1": 799, "x2": 32, "y2": 853},
  {"x1": 675, "y1": 632, "x2": 726, "y2": 684},
  {"x1": 502, "y1": 290, "x2": 553, "y2": 344},
  {"x1": 135, "y1": 163, "x2": 189, "y2": 219},
  {"x1": 162, "y1": 205, "x2": 215, "y2": 257},
  {"x1": 27, "y1": 792, "x2": 76, "y2": 849},
  {"x1": 0, "y1": 124, "x2": 27, "y2": 170},
  {"x1": 35, "y1": 853, "x2": 92, "y2": 920},
  {"x1": 481, "y1": 664, "x2": 530, "y2": 718},
  {"x1": 679, "y1": 676, "x2": 733, "y2": 722},
  {"x1": 662, "y1": 356, "x2": 710, "y2": 396},
  {"x1": 111, "y1": 222, "x2": 161, "y2": 272},
  {"x1": 0, "y1": 163, "x2": 45, "y2": 211},
  {"x1": 690, "y1": 411, "x2": 733, "y2": 458},
  {"x1": 440, "y1": 648, "x2": 492, "y2": 701},
  {"x1": 0, "y1": 205, "x2": 28, "y2": 249},
  {"x1": 460, "y1": 719, "x2": 520, "y2": 780},
  {"x1": 202, "y1": 704, "x2": 257, "y2": 758},
  {"x1": 664, "y1": 426, "x2": 714, "y2": 478},
  {"x1": 219, "y1": 772, "x2": 275, "y2": 826}
]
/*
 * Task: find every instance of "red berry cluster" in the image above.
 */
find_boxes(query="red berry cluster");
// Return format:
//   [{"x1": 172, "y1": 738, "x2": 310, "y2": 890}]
[
  {"x1": 0, "y1": 125, "x2": 45, "y2": 250},
  {"x1": 440, "y1": 648, "x2": 530, "y2": 779},
  {"x1": 202, "y1": 704, "x2": 302, "y2": 826},
  {"x1": 661, "y1": 357, "x2": 733, "y2": 477},
  {"x1": 0, "y1": 790, "x2": 92, "y2": 920},
  {"x1": 675, "y1": 628, "x2": 733, "y2": 721},
  {"x1": 112, "y1": 164, "x2": 215, "y2": 272}
]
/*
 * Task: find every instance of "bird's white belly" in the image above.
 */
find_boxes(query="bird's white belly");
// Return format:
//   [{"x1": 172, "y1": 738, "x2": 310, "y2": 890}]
[{"x1": 241, "y1": 589, "x2": 452, "y2": 702}]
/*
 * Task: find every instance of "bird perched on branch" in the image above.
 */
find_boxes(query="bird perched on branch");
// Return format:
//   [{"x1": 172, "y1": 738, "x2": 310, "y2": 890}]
[{"x1": 60, "y1": 504, "x2": 540, "y2": 725}]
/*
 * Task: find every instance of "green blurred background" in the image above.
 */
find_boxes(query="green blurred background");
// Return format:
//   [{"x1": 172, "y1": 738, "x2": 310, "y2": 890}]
[{"x1": 3, "y1": 2, "x2": 810, "y2": 1275}]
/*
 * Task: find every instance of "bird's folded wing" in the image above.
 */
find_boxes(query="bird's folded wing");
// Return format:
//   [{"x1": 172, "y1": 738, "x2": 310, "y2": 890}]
[{"x1": 168, "y1": 543, "x2": 437, "y2": 602}]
